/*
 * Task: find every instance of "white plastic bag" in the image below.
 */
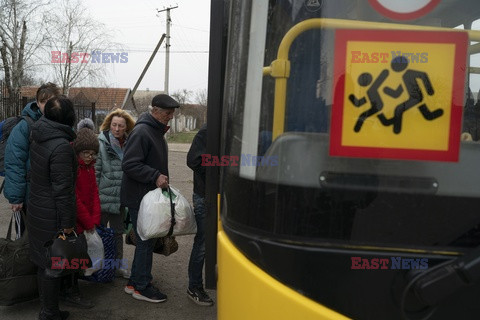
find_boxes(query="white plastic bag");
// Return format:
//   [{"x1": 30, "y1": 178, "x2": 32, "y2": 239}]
[
  {"x1": 83, "y1": 229, "x2": 104, "y2": 276},
  {"x1": 137, "y1": 186, "x2": 196, "y2": 240}
]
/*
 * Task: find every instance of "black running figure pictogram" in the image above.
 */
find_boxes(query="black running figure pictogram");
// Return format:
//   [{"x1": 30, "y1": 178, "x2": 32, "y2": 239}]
[
  {"x1": 349, "y1": 70, "x2": 389, "y2": 132},
  {"x1": 377, "y1": 56, "x2": 443, "y2": 134}
]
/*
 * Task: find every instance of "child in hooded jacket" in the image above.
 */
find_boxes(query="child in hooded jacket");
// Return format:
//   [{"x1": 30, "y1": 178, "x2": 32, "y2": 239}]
[
  {"x1": 73, "y1": 118, "x2": 101, "y2": 235},
  {"x1": 60, "y1": 118, "x2": 100, "y2": 309}
]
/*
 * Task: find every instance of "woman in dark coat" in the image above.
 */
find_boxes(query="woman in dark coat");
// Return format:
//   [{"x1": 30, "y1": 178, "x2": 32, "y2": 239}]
[{"x1": 27, "y1": 96, "x2": 77, "y2": 320}]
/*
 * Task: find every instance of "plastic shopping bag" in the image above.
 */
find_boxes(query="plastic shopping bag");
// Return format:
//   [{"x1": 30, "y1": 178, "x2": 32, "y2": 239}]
[
  {"x1": 83, "y1": 229, "x2": 104, "y2": 276},
  {"x1": 170, "y1": 187, "x2": 197, "y2": 236},
  {"x1": 83, "y1": 225, "x2": 116, "y2": 283},
  {"x1": 137, "y1": 186, "x2": 196, "y2": 241}
]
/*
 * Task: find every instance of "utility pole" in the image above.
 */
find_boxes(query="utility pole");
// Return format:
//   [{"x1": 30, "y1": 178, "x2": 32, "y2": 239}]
[
  {"x1": 157, "y1": 5, "x2": 178, "y2": 94},
  {"x1": 122, "y1": 34, "x2": 166, "y2": 110}
]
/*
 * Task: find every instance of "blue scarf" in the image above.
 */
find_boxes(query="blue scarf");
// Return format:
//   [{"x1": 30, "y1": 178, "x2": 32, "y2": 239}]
[{"x1": 109, "y1": 131, "x2": 124, "y2": 160}]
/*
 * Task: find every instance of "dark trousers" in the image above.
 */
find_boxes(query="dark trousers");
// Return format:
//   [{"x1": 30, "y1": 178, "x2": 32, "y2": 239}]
[
  {"x1": 188, "y1": 193, "x2": 207, "y2": 288},
  {"x1": 61, "y1": 273, "x2": 79, "y2": 293},
  {"x1": 37, "y1": 268, "x2": 62, "y2": 319},
  {"x1": 129, "y1": 208, "x2": 154, "y2": 290}
]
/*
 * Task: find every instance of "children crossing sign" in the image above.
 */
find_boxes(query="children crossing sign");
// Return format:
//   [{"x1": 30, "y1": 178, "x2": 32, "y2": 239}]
[{"x1": 330, "y1": 29, "x2": 468, "y2": 162}]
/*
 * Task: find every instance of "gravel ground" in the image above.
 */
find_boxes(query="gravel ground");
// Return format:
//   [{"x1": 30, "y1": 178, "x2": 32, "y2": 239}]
[{"x1": 0, "y1": 144, "x2": 217, "y2": 320}]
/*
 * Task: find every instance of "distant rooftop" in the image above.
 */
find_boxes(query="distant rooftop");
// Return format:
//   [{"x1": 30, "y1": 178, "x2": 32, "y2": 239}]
[{"x1": 20, "y1": 86, "x2": 134, "y2": 111}]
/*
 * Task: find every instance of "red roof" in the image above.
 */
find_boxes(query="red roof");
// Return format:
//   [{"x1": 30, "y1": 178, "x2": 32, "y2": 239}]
[
  {"x1": 20, "y1": 87, "x2": 132, "y2": 111},
  {"x1": 18, "y1": 87, "x2": 37, "y2": 99}
]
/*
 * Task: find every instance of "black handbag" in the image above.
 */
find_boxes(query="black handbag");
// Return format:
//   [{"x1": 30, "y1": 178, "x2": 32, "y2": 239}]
[
  {"x1": 0, "y1": 211, "x2": 38, "y2": 306},
  {"x1": 44, "y1": 231, "x2": 92, "y2": 278}
]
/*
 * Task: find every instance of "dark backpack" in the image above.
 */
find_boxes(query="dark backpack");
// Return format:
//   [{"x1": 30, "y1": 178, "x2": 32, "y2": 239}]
[{"x1": 0, "y1": 115, "x2": 34, "y2": 177}]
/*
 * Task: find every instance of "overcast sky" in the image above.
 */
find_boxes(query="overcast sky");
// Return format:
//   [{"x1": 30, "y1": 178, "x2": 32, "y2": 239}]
[{"x1": 81, "y1": 0, "x2": 210, "y2": 95}]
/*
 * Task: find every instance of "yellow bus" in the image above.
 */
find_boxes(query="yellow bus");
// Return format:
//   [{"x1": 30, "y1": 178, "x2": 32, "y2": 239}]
[{"x1": 204, "y1": 1, "x2": 480, "y2": 319}]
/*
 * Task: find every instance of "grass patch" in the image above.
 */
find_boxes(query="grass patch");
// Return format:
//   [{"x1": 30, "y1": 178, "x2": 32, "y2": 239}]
[{"x1": 166, "y1": 130, "x2": 198, "y2": 144}]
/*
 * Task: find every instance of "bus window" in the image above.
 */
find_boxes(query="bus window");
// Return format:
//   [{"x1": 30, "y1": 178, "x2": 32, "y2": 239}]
[
  {"x1": 464, "y1": 19, "x2": 480, "y2": 140},
  {"x1": 221, "y1": 0, "x2": 480, "y2": 247},
  {"x1": 216, "y1": 1, "x2": 480, "y2": 319}
]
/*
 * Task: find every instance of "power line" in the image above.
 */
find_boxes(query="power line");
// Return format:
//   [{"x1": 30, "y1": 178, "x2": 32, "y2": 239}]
[
  {"x1": 171, "y1": 23, "x2": 209, "y2": 33},
  {"x1": 24, "y1": 43, "x2": 208, "y2": 53}
]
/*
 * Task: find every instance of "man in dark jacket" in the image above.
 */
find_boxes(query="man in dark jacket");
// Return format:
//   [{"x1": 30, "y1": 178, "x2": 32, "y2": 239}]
[
  {"x1": 121, "y1": 94, "x2": 179, "y2": 303},
  {"x1": 28, "y1": 96, "x2": 77, "y2": 320},
  {"x1": 186, "y1": 124, "x2": 214, "y2": 306}
]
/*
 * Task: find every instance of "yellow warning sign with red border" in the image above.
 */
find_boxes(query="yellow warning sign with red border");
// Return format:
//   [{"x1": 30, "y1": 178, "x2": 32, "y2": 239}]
[{"x1": 330, "y1": 29, "x2": 468, "y2": 162}]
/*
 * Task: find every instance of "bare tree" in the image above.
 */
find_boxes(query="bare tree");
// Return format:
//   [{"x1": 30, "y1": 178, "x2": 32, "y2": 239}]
[
  {"x1": 194, "y1": 88, "x2": 207, "y2": 107},
  {"x1": 44, "y1": 0, "x2": 120, "y2": 94},
  {"x1": 0, "y1": 0, "x2": 49, "y2": 101},
  {"x1": 171, "y1": 88, "x2": 193, "y2": 105},
  {"x1": 21, "y1": 72, "x2": 41, "y2": 86}
]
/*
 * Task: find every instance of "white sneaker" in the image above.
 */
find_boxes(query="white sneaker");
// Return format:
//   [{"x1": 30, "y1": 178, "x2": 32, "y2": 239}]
[
  {"x1": 116, "y1": 268, "x2": 131, "y2": 279},
  {"x1": 124, "y1": 284, "x2": 135, "y2": 295}
]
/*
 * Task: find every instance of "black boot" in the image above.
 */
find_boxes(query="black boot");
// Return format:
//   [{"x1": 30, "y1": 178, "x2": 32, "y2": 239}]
[
  {"x1": 62, "y1": 290, "x2": 94, "y2": 309},
  {"x1": 60, "y1": 273, "x2": 94, "y2": 309},
  {"x1": 39, "y1": 310, "x2": 70, "y2": 320},
  {"x1": 37, "y1": 269, "x2": 44, "y2": 305},
  {"x1": 38, "y1": 269, "x2": 70, "y2": 320}
]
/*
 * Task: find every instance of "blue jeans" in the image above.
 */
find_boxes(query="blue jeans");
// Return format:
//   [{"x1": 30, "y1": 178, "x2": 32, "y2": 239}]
[
  {"x1": 188, "y1": 193, "x2": 206, "y2": 289},
  {"x1": 129, "y1": 208, "x2": 154, "y2": 290}
]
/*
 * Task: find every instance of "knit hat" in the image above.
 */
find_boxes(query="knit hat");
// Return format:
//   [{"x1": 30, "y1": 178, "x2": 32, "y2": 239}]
[
  {"x1": 73, "y1": 118, "x2": 99, "y2": 154},
  {"x1": 77, "y1": 118, "x2": 95, "y2": 131}
]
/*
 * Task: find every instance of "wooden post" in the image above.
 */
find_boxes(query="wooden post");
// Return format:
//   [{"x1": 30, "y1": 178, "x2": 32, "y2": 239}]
[{"x1": 91, "y1": 102, "x2": 96, "y2": 131}]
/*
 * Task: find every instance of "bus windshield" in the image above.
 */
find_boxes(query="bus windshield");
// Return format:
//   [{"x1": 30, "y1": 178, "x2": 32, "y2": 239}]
[{"x1": 220, "y1": 0, "x2": 480, "y2": 250}]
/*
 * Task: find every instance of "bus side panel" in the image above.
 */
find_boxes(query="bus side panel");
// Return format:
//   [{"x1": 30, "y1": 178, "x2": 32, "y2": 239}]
[{"x1": 217, "y1": 230, "x2": 350, "y2": 320}]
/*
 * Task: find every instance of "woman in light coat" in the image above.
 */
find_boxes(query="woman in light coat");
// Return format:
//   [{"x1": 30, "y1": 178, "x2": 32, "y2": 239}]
[{"x1": 95, "y1": 109, "x2": 135, "y2": 278}]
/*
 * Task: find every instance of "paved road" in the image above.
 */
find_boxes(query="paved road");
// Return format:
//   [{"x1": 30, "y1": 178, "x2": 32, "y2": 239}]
[{"x1": 0, "y1": 143, "x2": 217, "y2": 320}]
